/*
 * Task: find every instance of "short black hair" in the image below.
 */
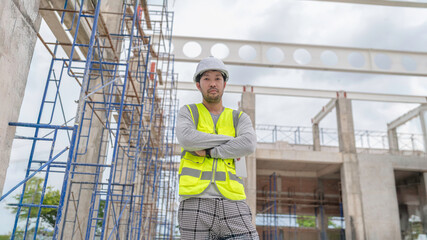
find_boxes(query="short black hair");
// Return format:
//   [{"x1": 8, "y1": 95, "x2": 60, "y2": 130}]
[{"x1": 195, "y1": 72, "x2": 226, "y2": 83}]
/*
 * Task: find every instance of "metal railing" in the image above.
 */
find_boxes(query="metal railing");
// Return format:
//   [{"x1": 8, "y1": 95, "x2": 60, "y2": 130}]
[{"x1": 256, "y1": 124, "x2": 425, "y2": 152}]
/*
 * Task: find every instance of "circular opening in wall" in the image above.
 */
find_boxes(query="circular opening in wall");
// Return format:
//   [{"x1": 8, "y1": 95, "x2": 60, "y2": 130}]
[
  {"x1": 348, "y1": 52, "x2": 365, "y2": 68},
  {"x1": 293, "y1": 48, "x2": 311, "y2": 65},
  {"x1": 238, "y1": 45, "x2": 257, "y2": 61},
  {"x1": 183, "y1": 41, "x2": 202, "y2": 58},
  {"x1": 321, "y1": 50, "x2": 338, "y2": 66},
  {"x1": 266, "y1": 47, "x2": 284, "y2": 63},
  {"x1": 401, "y1": 56, "x2": 417, "y2": 72},
  {"x1": 210, "y1": 43, "x2": 230, "y2": 59},
  {"x1": 374, "y1": 53, "x2": 391, "y2": 70}
]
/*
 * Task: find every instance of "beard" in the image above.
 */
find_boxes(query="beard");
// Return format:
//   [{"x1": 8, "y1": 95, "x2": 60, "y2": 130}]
[{"x1": 201, "y1": 87, "x2": 223, "y2": 103}]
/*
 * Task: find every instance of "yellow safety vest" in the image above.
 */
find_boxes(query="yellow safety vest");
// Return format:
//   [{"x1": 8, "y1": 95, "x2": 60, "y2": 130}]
[{"x1": 179, "y1": 103, "x2": 246, "y2": 200}]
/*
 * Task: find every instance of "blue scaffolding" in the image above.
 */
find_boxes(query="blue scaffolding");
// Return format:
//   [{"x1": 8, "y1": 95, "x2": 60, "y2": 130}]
[
  {"x1": 3, "y1": 0, "x2": 178, "y2": 239},
  {"x1": 262, "y1": 172, "x2": 278, "y2": 240}
]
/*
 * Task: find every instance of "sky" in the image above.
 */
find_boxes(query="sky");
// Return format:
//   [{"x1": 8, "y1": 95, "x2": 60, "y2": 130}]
[
  {"x1": 2, "y1": 0, "x2": 427, "y2": 235},
  {"x1": 171, "y1": 0, "x2": 427, "y2": 134}
]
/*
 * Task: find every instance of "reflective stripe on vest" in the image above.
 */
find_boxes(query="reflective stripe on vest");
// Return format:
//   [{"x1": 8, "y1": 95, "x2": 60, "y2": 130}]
[{"x1": 179, "y1": 103, "x2": 246, "y2": 200}]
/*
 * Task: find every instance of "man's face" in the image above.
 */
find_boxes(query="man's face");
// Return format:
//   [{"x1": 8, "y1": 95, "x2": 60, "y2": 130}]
[{"x1": 196, "y1": 70, "x2": 226, "y2": 103}]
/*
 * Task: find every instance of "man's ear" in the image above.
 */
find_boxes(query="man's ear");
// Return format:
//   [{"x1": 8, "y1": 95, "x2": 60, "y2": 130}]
[
  {"x1": 196, "y1": 82, "x2": 201, "y2": 91},
  {"x1": 223, "y1": 81, "x2": 227, "y2": 89}
]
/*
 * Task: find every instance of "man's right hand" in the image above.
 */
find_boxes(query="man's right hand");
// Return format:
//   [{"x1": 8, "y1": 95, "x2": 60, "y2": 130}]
[{"x1": 194, "y1": 150, "x2": 206, "y2": 156}]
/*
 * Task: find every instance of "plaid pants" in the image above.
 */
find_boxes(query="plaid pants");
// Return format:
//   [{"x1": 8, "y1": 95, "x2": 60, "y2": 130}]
[{"x1": 178, "y1": 198, "x2": 259, "y2": 240}]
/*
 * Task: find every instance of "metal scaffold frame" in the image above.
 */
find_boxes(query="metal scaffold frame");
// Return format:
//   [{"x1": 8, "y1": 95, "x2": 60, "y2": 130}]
[
  {"x1": 3, "y1": 0, "x2": 179, "y2": 239},
  {"x1": 261, "y1": 172, "x2": 278, "y2": 240}
]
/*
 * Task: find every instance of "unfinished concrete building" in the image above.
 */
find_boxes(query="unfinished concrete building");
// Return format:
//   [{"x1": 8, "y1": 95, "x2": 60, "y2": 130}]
[{"x1": 1, "y1": 0, "x2": 427, "y2": 239}]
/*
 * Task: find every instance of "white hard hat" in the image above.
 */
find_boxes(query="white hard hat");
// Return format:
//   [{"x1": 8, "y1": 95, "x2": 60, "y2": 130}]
[{"x1": 193, "y1": 56, "x2": 229, "y2": 82}]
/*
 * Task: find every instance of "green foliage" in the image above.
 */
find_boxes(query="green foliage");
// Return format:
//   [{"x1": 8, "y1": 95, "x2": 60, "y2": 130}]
[
  {"x1": 297, "y1": 215, "x2": 344, "y2": 229},
  {"x1": 8, "y1": 177, "x2": 60, "y2": 228},
  {"x1": 0, "y1": 235, "x2": 10, "y2": 240},
  {"x1": 97, "y1": 199, "x2": 106, "y2": 228},
  {"x1": 296, "y1": 215, "x2": 316, "y2": 228}
]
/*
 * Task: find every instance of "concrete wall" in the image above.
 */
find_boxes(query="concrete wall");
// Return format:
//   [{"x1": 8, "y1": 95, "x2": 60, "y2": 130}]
[
  {"x1": 358, "y1": 155, "x2": 401, "y2": 239},
  {"x1": 0, "y1": 0, "x2": 41, "y2": 195}
]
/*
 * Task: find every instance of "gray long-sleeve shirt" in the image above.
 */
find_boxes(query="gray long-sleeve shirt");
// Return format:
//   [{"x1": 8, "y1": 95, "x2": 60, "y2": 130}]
[
  {"x1": 176, "y1": 104, "x2": 257, "y2": 200},
  {"x1": 176, "y1": 105, "x2": 257, "y2": 159}
]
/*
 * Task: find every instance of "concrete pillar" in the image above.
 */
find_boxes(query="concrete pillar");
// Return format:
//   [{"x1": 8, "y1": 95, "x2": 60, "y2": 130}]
[
  {"x1": 313, "y1": 123, "x2": 321, "y2": 151},
  {"x1": 419, "y1": 173, "x2": 427, "y2": 233},
  {"x1": 335, "y1": 93, "x2": 366, "y2": 240},
  {"x1": 336, "y1": 95, "x2": 356, "y2": 154},
  {"x1": 0, "y1": 0, "x2": 42, "y2": 195},
  {"x1": 387, "y1": 128, "x2": 399, "y2": 154},
  {"x1": 239, "y1": 91, "x2": 257, "y2": 224},
  {"x1": 419, "y1": 108, "x2": 427, "y2": 153}
]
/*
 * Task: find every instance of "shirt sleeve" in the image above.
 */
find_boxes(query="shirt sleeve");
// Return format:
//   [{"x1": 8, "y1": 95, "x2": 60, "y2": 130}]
[
  {"x1": 176, "y1": 105, "x2": 233, "y2": 151},
  {"x1": 210, "y1": 112, "x2": 257, "y2": 159}
]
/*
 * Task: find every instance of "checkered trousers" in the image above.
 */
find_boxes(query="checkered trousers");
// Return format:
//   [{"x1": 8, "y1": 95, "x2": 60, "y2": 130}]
[{"x1": 178, "y1": 198, "x2": 259, "y2": 240}]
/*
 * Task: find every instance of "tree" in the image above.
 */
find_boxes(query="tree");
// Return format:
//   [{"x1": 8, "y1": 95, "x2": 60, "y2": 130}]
[
  {"x1": 296, "y1": 215, "x2": 316, "y2": 228},
  {"x1": 8, "y1": 177, "x2": 60, "y2": 229},
  {"x1": 296, "y1": 215, "x2": 343, "y2": 229}
]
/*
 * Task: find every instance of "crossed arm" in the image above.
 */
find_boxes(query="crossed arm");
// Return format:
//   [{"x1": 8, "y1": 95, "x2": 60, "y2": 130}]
[{"x1": 176, "y1": 106, "x2": 257, "y2": 159}]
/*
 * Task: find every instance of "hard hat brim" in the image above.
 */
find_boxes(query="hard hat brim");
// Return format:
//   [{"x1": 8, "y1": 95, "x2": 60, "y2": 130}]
[{"x1": 193, "y1": 69, "x2": 229, "y2": 82}]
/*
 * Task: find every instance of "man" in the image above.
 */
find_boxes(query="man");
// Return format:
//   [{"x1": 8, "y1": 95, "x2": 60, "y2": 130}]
[{"x1": 176, "y1": 56, "x2": 259, "y2": 239}]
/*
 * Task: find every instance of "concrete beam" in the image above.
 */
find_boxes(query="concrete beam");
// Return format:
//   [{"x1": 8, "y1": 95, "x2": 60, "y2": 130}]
[
  {"x1": 356, "y1": 153, "x2": 427, "y2": 171},
  {"x1": 256, "y1": 149, "x2": 342, "y2": 164},
  {"x1": 307, "y1": 0, "x2": 427, "y2": 8},
  {"x1": 173, "y1": 35, "x2": 427, "y2": 77},
  {"x1": 387, "y1": 105, "x2": 426, "y2": 130},
  {"x1": 317, "y1": 164, "x2": 341, "y2": 177},
  {"x1": 177, "y1": 81, "x2": 427, "y2": 104},
  {"x1": 39, "y1": 0, "x2": 76, "y2": 59},
  {"x1": 312, "y1": 99, "x2": 336, "y2": 124},
  {"x1": 257, "y1": 169, "x2": 318, "y2": 178}
]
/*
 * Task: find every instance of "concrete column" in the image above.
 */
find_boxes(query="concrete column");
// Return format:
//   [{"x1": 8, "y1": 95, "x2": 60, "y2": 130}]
[
  {"x1": 419, "y1": 108, "x2": 427, "y2": 153},
  {"x1": 387, "y1": 128, "x2": 399, "y2": 154},
  {"x1": 335, "y1": 94, "x2": 366, "y2": 240},
  {"x1": 239, "y1": 91, "x2": 257, "y2": 224},
  {"x1": 313, "y1": 123, "x2": 321, "y2": 151},
  {"x1": 0, "y1": 0, "x2": 41, "y2": 195},
  {"x1": 336, "y1": 95, "x2": 356, "y2": 154},
  {"x1": 419, "y1": 173, "x2": 427, "y2": 233}
]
